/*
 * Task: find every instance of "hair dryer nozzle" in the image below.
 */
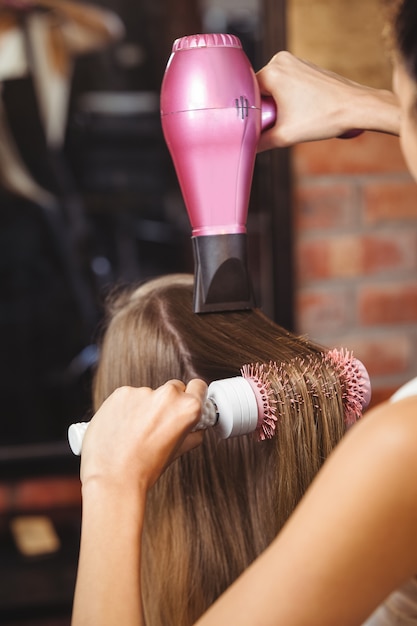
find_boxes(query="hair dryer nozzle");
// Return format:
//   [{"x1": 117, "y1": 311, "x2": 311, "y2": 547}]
[{"x1": 193, "y1": 233, "x2": 255, "y2": 313}]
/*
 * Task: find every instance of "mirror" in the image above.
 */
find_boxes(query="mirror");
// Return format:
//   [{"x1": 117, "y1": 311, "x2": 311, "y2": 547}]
[{"x1": 0, "y1": 0, "x2": 288, "y2": 476}]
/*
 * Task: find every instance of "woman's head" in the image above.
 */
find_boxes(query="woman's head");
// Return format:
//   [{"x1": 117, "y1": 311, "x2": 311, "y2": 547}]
[
  {"x1": 93, "y1": 274, "x2": 321, "y2": 402},
  {"x1": 388, "y1": 0, "x2": 417, "y2": 179},
  {"x1": 391, "y1": 0, "x2": 417, "y2": 83},
  {"x1": 93, "y1": 273, "x2": 352, "y2": 625}
]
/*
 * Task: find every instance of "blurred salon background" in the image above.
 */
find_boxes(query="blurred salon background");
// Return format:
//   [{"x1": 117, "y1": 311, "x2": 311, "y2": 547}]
[
  {"x1": 0, "y1": 0, "x2": 416, "y2": 624},
  {"x1": 0, "y1": 1, "x2": 287, "y2": 624}
]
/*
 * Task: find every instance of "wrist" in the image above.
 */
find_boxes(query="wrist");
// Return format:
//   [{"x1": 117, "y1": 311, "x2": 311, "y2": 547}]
[
  {"x1": 80, "y1": 452, "x2": 151, "y2": 496},
  {"x1": 81, "y1": 476, "x2": 146, "y2": 523},
  {"x1": 342, "y1": 85, "x2": 400, "y2": 136}
]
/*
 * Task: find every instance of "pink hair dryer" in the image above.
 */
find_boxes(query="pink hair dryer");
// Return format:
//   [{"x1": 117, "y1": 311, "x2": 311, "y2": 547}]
[{"x1": 160, "y1": 33, "x2": 276, "y2": 313}]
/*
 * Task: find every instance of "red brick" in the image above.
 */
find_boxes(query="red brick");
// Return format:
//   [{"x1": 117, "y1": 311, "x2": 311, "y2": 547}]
[
  {"x1": 296, "y1": 288, "x2": 351, "y2": 335},
  {"x1": 327, "y1": 237, "x2": 364, "y2": 278},
  {"x1": 296, "y1": 239, "x2": 330, "y2": 282},
  {"x1": 297, "y1": 236, "x2": 361, "y2": 282},
  {"x1": 363, "y1": 178, "x2": 417, "y2": 223},
  {"x1": 297, "y1": 232, "x2": 417, "y2": 283},
  {"x1": 293, "y1": 132, "x2": 407, "y2": 177},
  {"x1": 12, "y1": 477, "x2": 81, "y2": 511},
  {"x1": 359, "y1": 282, "x2": 417, "y2": 325},
  {"x1": 294, "y1": 183, "x2": 356, "y2": 231},
  {"x1": 328, "y1": 334, "x2": 411, "y2": 378},
  {"x1": 362, "y1": 231, "x2": 417, "y2": 275}
]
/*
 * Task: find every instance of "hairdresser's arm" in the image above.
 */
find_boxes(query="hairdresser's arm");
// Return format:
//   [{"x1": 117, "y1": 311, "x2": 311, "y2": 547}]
[
  {"x1": 196, "y1": 395, "x2": 417, "y2": 626},
  {"x1": 71, "y1": 380, "x2": 206, "y2": 626},
  {"x1": 257, "y1": 51, "x2": 400, "y2": 150}
]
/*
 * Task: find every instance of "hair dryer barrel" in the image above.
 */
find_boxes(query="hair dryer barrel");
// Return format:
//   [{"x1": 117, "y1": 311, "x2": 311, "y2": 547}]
[
  {"x1": 160, "y1": 34, "x2": 276, "y2": 313},
  {"x1": 160, "y1": 34, "x2": 260, "y2": 237}
]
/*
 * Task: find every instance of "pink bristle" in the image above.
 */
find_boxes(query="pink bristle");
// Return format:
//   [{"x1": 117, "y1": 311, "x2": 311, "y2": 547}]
[
  {"x1": 241, "y1": 349, "x2": 370, "y2": 440},
  {"x1": 241, "y1": 362, "x2": 278, "y2": 441},
  {"x1": 324, "y1": 348, "x2": 369, "y2": 427}
]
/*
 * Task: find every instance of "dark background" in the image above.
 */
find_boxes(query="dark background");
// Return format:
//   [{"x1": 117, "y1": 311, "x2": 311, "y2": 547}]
[
  {"x1": 0, "y1": 0, "x2": 291, "y2": 477},
  {"x1": 0, "y1": 1, "x2": 290, "y2": 623}
]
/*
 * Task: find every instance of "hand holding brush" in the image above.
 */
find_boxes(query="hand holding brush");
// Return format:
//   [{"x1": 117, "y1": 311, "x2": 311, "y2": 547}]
[{"x1": 68, "y1": 348, "x2": 371, "y2": 456}]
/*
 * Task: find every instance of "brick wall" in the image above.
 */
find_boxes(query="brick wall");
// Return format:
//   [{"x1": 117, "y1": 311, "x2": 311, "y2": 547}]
[
  {"x1": 293, "y1": 132, "x2": 417, "y2": 405},
  {"x1": 288, "y1": 0, "x2": 417, "y2": 405}
]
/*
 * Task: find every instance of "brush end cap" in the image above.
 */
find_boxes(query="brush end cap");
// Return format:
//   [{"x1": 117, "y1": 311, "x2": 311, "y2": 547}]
[{"x1": 68, "y1": 422, "x2": 88, "y2": 456}]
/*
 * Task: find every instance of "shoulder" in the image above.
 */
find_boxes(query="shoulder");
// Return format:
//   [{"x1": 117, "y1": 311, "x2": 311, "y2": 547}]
[
  {"x1": 360, "y1": 395, "x2": 417, "y2": 457},
  {"x1": 333, "y1": 395, "x2": 417, "y2": 522},
  {"x1": 345, "y1": 395, "x2": 417, "y2": 475},
  {"x1": 314, "y1": 395, "x2": 417, "y2": 518}
]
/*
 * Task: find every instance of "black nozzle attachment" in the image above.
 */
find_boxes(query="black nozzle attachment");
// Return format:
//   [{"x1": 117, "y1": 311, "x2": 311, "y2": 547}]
[{"x1": 192, "y1": 233, "x2": 255, "y2": 313}]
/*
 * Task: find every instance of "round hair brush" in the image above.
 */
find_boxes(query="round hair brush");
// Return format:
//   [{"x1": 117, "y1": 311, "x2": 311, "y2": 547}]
[{"x1": 67, "y1": 349, "x2": 371, "y2": 455}]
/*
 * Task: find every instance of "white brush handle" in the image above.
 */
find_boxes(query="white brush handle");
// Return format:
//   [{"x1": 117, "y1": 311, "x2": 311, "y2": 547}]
[
  {"x1": 68, "y1": 422, "x2": 89, "y2": 456},
  {"x1": 68, "y1": 377, "x2": 259, "y2": 455}
]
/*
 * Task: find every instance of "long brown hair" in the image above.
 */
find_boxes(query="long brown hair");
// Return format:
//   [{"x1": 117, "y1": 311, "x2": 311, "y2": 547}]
[{"x1": 93, "y1": 274, "x2": 347, "y2": 625}]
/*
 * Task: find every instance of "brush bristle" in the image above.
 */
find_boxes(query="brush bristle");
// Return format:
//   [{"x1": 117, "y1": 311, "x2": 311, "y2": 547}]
[
  {"x1": 241, "y1": 348, "x2": 371, "y2": 440},
  {"x1": 241, "y1": 363, "x2": 278, "y2": 441},
  {"x1": 324, "y1": 348, "x2": 371, "y2": 427}
]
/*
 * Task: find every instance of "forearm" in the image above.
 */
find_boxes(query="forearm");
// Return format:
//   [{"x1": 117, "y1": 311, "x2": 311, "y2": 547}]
[
  {"x1": 72, "y1": 481, "x2": 146, "y2": 626},
  {"x1": 196, "y1": 396, "x2": 417, "y2": 625},
  {"x1": 70, "y1": 382, "x2": 206, "y2": 625},
  {"x1": 289, "y1": 81, "x2": 401, "y2": 141},
  {"x1": 342, "y1": 84, "x2": 400, "y2": 136}
]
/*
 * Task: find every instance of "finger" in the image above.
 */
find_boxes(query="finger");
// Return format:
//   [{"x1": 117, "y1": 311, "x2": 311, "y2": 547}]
[
  {"x1": 151, "y1": 380, "x2": 203, "y2": 438},
  {"x1": 163, "y1": 379, "x2": 186, "y2": 391},
  {"x1": 174, "y1": 430, "x2": 204, "y2": 459},
  {"x1": 185, "y1": 378, "x2": 208, "y2": 400}
]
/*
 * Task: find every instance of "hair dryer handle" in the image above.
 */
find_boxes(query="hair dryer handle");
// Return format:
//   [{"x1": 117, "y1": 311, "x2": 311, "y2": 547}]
[
  {"x1": 261, "y1": 95, "x2": 276, "y2": 132},
  {"x1": 259, "y1": 96, "x2": 363, "y2": 139}
]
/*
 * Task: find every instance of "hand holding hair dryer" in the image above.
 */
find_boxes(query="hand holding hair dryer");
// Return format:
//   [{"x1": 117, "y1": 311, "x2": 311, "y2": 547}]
[{"x1": 160, "y1": 34, "x2": 276, "y2": 313}]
